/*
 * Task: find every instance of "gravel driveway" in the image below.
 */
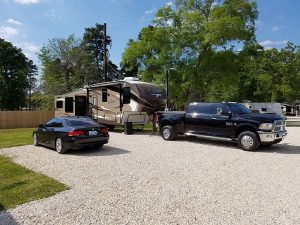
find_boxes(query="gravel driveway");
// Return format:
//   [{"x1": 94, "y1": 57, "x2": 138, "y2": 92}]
[{"x1": 0, "y1": 127, "x2": 300, "y2": 225}]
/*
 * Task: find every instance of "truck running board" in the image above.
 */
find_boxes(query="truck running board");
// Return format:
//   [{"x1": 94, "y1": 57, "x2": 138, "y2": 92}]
[{"x1": 184, "y1": 132, "x2": 236, "y2": 142}]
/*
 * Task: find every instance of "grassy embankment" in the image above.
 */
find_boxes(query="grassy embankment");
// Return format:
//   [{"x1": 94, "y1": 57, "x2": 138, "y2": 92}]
[
  {"x1": 0, "y1": 128, "x2": 68, "y2": 211},
  {"x1": 0, "y1": 128, "x2": 34, "y2": 149}
]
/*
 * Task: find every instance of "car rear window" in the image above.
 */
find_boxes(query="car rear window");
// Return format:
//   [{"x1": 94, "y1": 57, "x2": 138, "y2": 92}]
[{"x1": 64, "y1": 118, "x2": 99, "y2": 127}]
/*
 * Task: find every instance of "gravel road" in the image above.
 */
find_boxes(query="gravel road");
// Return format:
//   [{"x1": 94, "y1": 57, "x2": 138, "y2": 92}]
[{"x1": 0, "y1": 127, "x2": 300, "y2": 225}]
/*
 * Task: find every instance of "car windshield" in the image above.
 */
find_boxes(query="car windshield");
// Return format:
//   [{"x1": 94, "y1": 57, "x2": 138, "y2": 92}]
[
  {"x1": 227, "y1": 103, "x2": 252, "y2": 114},
  {"x1": 64, "y1": 117, "x2": 99, "y2": 127}
]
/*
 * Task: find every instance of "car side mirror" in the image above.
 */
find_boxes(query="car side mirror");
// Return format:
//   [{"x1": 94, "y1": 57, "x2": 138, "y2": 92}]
[{"x1": 38, "y1": 124, "x2": 45, "y2": 128}]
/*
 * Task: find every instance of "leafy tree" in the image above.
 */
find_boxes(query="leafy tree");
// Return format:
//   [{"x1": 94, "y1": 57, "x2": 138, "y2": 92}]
[
  {"x1": 26, "y1": 59, "x2": 38, "y2": 109},
  {"x1": 30, "y1": 93, "x2": 54, "y2": 110},
  {"x1": 237, "y1": 42, "x2": 300, "y2": 103},
  {"x1": 39, "y1": 35, "x2": 86, "y2": 95},
  {"x1": 39, "y1": 25, "x2": 118, "y2": 98},
  {"x1": 0, "y1": 39, "x2": 36, "y2": 110},
  {"x1": 122, "y1": 0, "x2": 258, "y2": 109},
  {"x1": 82, "y1": 23, "x2": 112, "y2": 82},
  {"x1": 279, "y1": 43, "x2": 300, "y2": 102}
]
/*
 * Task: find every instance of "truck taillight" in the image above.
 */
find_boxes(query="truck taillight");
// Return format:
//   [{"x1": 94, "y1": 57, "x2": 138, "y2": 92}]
[
  {"x1": 100, "y1": 128, "x2": 108, "y2": 134},
  {"x1": 68, "y1": 130, "x2": 85, "y2": 136}
]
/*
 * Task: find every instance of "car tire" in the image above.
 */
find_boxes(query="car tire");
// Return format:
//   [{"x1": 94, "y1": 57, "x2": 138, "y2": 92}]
[
  {"x1": 33, "y1": 132, "x2": 39, "y2": 146},
  {"x1": 55, "y1": 138, "x2": 67, "y2": 154},
  {"x1": 237, "y1": 131, "x2": 260, "y2": 151},
  {"x1": 107, "y1": 125, "x2": 115, "y2": 131},
  {"x1": 161, "y1": 125, "x2": 177, "y2": 141}
]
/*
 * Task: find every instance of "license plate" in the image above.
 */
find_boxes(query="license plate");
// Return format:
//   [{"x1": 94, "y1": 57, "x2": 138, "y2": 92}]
[{"x1": 89, "y1": 131, "x2": 97, "y2": 136}]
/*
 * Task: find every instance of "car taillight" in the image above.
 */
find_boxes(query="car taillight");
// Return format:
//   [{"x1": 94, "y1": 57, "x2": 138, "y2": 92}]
[
  {"x1": 100, "y1": 128, "x2": 108, "y2": 134},
  {"x1": 68, "y1": 130, "x2": 85, "y2": 136}
]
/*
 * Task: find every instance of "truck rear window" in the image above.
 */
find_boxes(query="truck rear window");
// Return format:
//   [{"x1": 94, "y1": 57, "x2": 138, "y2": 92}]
[
  {"x1": 187, "y1": 103, "x2": 213, "y2": 114},
  {"x1": 196, "y1": 104, "x2": 213, "y2": 114}
]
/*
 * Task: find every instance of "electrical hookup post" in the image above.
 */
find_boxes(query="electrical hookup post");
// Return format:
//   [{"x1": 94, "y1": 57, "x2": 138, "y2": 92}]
[{"x1": 151, "y1": 112, "x2": 159, "y2": 136}]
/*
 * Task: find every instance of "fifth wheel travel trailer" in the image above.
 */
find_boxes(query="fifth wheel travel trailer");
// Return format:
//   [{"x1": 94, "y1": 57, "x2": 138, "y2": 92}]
[
  {"x1": 54, "y1": 78, "x2": 167, "y2": 128},
  {"x1": 242, "y1": 102, "x2": 283, "y2": 116}
]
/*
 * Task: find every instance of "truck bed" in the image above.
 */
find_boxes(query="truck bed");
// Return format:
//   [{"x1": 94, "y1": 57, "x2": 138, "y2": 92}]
[{"x1": 157, "y1": 111, "x2": 185, "y2": 114}]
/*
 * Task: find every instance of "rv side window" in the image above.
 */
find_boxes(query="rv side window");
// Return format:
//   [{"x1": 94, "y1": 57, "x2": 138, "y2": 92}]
[
  {"x1": 102, "y1": 89, "x2": 108, "y2": 102},
  {"x1": 65, "y1": 97, "x2": 74, "y2": 113},
  {"x1": 56, "y1": 101, "x2": 63, "y2": 109},
  {"x1": 123, "y1": 87, "x2": 131, "y2": 104},
  {"x1": 92, "y1": 96, "x2": 97, "y2": 105}
]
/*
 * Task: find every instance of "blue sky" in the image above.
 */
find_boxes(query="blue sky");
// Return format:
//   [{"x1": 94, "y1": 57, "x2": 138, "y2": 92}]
[{"x1": 0, "y1": 0, "x2": 299, "y2": 70}]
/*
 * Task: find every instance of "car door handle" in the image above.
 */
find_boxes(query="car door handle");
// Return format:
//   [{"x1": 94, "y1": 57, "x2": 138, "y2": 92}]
[{"x1": 211, "y1": 117, "x2": 217, "y2": 120}]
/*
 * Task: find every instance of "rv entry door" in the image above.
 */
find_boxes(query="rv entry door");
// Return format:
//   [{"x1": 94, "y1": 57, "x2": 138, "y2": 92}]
[{"x1": 75, "y1": 96, "x2": 87, "y2": 116}]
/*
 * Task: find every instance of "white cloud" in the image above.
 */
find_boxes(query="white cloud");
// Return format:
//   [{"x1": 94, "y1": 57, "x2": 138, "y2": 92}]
[
  {"x1": 6, "y1": 18, "x2": 23, "y2": 26},
  {"x1": 0, "y1": 26, "x2": 20, "y2": 39},
  {"x1": 14, "y1": 42, "x2": 40, "y2": 62},
  {"x1": 44, "y1": 8, "x2": 62, "y2": 22},
  {"x1": 166, "y1": 2, "x2": 174, "y2": 7},
  {"x1": 271, "y1": 25, "x2": 284, "y2": 32},
  {"x1": 14, "y1": 0, "x2": 40, "y2": 4},
  {"x1": 21, "y1": 42, "x2": 39, "y2": 53},
  {"x1": 166, "y1": 19, "x2": 173, "y2": 27},
  {"x1": 259, "y1": 40, "x2": 288, "y2": 47},
  {"x1": 145, "y1": 10, "x2": 154, "y2": 14}
]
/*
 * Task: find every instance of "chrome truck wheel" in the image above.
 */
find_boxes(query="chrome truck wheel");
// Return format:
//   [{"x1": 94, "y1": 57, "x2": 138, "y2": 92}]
[{"x1": 238, "y1": 131, "x2": 259, "y2": 151}]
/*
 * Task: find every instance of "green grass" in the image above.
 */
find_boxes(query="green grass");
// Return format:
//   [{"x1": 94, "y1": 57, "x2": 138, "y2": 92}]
[
  {"x1": 0, "y1": 128, "x2": 34, "y2": 149},
  {"x1": 0, "y1": 155, "x2": 68, "y2": 211}
]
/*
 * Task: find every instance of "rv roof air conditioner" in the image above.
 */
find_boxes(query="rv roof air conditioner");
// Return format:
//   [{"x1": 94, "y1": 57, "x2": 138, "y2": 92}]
[{"x1": 123, "y1": 77, "x2": 140, "y2": 81}]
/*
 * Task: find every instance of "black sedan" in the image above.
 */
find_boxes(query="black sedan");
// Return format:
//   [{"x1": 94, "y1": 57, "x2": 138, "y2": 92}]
[{"x1": 33, "y1": 116, "x2": 109, "y2": 154}]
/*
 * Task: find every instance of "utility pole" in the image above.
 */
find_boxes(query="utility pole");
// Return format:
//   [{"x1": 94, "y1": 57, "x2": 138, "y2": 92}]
[
  {"x1": 165, "y1": 68, "x2": 169, "y2": 111},
  {"x1": 104, "y1": 23, "x2": 108, "y2": 82}
]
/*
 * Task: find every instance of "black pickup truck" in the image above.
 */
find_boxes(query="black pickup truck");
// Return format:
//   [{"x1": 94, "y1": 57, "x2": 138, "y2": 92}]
[{"x1": 158, "y1": 102, "x2": 287, "y2": 151}]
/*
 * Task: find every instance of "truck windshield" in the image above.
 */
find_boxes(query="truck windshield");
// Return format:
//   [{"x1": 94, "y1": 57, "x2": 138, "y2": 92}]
[{"x1": 227, "y1": 103, "x2": 252, "y2": 114}]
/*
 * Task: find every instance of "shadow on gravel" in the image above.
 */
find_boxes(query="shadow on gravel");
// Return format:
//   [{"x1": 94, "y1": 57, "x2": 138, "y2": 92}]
[
  {"x1": 170, "y1": 136, "x2": 300, "y2": 154},
  {"x1": 0, "y1": 203, "x2": 18, "y2": 225},
  {"x1": 259, "y1": 143, "x2": 300, "y2": 154},
  {"x1": 67, "y1": 146, "x2": 130, "y2": 156},
  {"x1": 176, "y1": 135, "x2": 239, "y2": 150}
]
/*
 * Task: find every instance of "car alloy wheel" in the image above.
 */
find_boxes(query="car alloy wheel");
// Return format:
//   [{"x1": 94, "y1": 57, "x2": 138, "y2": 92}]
[
  {"x1": 55, "y1": 138, "x2": 64, "y2": 154},
  {"x1": 33, "y1": 133, "x2": 38, "y2": 146}
]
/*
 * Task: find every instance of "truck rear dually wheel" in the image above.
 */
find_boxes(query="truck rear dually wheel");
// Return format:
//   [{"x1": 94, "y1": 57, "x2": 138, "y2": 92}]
[
  {"x1": 161, "y1": 125, "x2": 177, "y2": 141},
  {"x1": 237, "y1": 131, "x2": 260, "y2": 151}
]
